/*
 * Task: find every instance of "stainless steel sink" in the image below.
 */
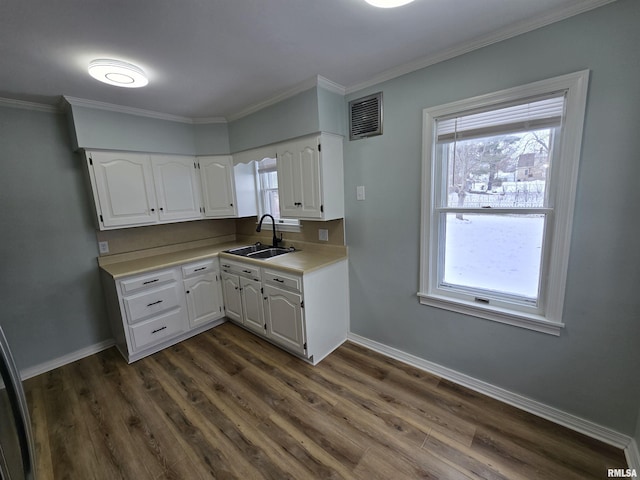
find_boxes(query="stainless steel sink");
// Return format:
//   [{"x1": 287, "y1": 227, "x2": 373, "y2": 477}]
[
  {"x1": 225, "y1": 244, "x2": 269, "y2": 256},
  {"x1": 225, "y1": 244, "x2": 294, "y2": 259},
  {"x1": 246, "y1": 247, "x2": 293, "y2": 259}
]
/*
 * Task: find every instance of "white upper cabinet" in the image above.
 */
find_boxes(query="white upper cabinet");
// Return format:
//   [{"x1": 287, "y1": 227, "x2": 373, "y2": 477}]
[
  {"x1": 86, "y1": 150, "x2": 258, "y2": 230},
  {"x1": 198, "y1": 155, "x2": 257, "y2": 218},
  {"x1": 88, "y1": 151, "x2": 158, "y2": 228},
  {"x1": 150, "y1": 155, "x2": 203, "y2": 222},
  {"x1": 276, "y1": 133, "x2": 344, "y2": 220}
]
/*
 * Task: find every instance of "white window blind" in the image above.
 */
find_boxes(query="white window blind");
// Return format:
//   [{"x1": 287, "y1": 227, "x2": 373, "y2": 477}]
[
  {"x1": 256, "y1": 156, "x2": 277, "y2": 173},
  {"x1": 436, "y1": 94, "x2": 565, "y2": 142}
]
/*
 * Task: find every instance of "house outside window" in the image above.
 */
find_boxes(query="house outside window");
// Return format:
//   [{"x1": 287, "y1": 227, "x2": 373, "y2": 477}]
[{"x1": 419, "y1": 71, "x2": 589, "y2": 335}]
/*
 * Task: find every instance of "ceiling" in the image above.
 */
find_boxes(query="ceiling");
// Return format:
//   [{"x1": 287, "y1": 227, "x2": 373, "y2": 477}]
[{"x1": 0, "y1": 0, "x2": 613, "y2": 121}]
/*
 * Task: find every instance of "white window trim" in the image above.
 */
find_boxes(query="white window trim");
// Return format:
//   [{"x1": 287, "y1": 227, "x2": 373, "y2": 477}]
[{"x1": 418, "y1": 70, "x2": 590, "y2": 336}]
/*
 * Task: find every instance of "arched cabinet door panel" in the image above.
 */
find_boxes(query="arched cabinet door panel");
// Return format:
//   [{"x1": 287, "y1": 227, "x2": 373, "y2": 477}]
[{"x1": 89, "y1": 151, "x2": 158, "y2": 228}]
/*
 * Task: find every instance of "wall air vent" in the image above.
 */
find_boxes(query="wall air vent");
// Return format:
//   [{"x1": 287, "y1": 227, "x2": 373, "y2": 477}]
[{"x1": 349, "y1": 92, "x2": 383, "y2": 140}]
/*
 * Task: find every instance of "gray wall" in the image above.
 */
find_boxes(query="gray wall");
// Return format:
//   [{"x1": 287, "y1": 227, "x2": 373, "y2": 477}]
[
  {"x1": 68, "y1": 104, "x2": 231, "y2": 155},
  {"x1": 0, "y1": 107, "x2": 111, "y2": 370},
  {"x1": 70, "y1": 105, "x2": 197, "y2": 154},
  {"x1": 228, "y1": 87, "x2": 319, "y2": 152},
  {"x1": 344, "y1": 0, "x2": 640, "y2": 435},
  {"x1": 317, "y1": 86, "x2": 347, "y2": 137},
  {"x1": 193, "y1": 122, "x2": 230, "y2": 155}
]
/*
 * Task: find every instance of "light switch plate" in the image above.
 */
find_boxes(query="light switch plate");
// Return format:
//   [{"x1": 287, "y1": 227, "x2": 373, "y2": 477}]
[
  {"x1": 318, "y1": 229, "x2": 329, "y2": 242},
  {"x1": 356, "y1": 185, "x2": 366, "y2": 201},
  {"x1": 98, "y1": 241, "x2": 109, "y2": 254}
]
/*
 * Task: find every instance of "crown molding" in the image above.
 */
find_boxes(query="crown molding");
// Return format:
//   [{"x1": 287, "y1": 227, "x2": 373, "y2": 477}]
[
  {"x1": 62, "y1": 96, "x2": 226, "y2": 124},
  {"x1": 226, "y1": 76, "x2": 317, "y2": 122},
  {"x1": 345, "y1": 0, "x2": 618, "y2": 95},
  {"x1": 0, "y1": 97, "x2": 61, "y2": 113},
  {"x1": 191, "y1": 116, "x2": 227, "y2": 124},
  {"x1": 226, "y1": 75, "x2": 346, "y2": 123},
  {"x1": 317, "y1": 75, "x2": 346, "y2": 96}
]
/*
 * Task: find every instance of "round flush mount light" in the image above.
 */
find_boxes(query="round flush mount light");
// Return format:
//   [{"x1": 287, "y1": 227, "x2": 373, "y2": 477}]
[
  {"x1": 364, "y1": 0, "x2": 415, "y2": 7},
  {"x1": 88, "y1": 59, "x2": 148, "y2": 88}
]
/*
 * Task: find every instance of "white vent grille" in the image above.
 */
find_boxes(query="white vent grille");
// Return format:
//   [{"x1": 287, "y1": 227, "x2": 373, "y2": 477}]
[{"x1": 349, "y1": 92, "x2": 383, "y2": 140}]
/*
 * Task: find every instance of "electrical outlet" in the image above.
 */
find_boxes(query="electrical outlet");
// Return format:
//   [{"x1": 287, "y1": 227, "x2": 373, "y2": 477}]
[
  {"x1": 356, "y1": 185, "x2": 366, "y2": 200},
  {"x1": 318, "y1": 229, "x2": 329, "y2": 242},
  {"x1": 98, "y1": 241, "x2": 109, "y2": 254}
]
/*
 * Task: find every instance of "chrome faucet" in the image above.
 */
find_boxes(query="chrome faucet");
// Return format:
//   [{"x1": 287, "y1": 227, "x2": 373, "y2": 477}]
[{"x1": 256, "y1": 214, "x2": 283, "y2": 248}]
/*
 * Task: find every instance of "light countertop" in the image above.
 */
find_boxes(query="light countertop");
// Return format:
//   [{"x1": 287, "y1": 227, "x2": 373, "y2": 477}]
[{"x1": 99, "y1": 241, "x2": 347, "y2": 279}]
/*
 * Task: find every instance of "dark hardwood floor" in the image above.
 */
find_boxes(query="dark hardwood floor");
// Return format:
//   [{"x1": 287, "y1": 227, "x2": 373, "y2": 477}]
[{"x1": 24, "y1": 322, "x2": 626, "y2": 479}]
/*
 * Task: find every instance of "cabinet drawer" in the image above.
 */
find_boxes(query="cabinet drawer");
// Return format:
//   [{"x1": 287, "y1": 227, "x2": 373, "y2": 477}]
[
  {"x1": 220, "y1": 260, "x2": 261, "y2": 280},
  {"x1": 263, "y1": 268, "x2": 301, "y2": 292},
  {"x1": 182, "y1": 259, "x2": 217, "y2": 278},
  {"x1": 120, "y1": 269, "x2": 177, "y2": 294},
  {"x1": 123, "y1": 283, "x2": 181, "y2": 324},
  {"x1": 129, "y1": 309, "x2": 186, "y2": 351}
]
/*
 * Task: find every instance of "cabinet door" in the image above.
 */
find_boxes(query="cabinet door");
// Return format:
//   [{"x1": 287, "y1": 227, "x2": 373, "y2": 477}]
[
  {"x1": 240, "y1": 277, "x2": 265, "y2": 335},
  {"x1": 199, "y1": 156, "x2": 236, "y2": 218},
  {"x1": 264, "y1": 284, "x2": 306, "y2": 356},
  {"x1": 276, "y1": 144, "x2": 300, "y2": 218},
  {"x1": 184, "y1": 272, "x2": 223, "y2": 329},
  {"x1": 221, "y1": 272, "x2": 242, "y2": 323},
  {"x1": 89, "y1": 151, "x2": 158, "y2": 228},
  {"x1": 276, "y1": 139, "x2": 322, "y2": 219},
  {"x1": 151, "y1": 155, "x2": 202, "y2": 222}
]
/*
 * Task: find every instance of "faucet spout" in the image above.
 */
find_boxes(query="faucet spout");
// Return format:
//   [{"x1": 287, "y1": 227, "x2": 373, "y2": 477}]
[{"x1": 256, "y1": 214, "x2": 283, "y2": 248}]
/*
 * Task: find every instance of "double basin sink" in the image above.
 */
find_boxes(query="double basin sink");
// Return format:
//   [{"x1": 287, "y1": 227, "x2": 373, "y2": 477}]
[{"x1": 225, "y1": 243, "x2": 295, "y2": 259}]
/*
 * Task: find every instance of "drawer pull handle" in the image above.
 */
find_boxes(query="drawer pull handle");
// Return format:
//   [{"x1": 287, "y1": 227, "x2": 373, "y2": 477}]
[
  {"x1": 194, "y1": 267, "x2": 207, "y2": 272},
  {"x1": 243, "y1": 270, "x2": 252, "y2": 274},
  {"x1": 273, "y1": 278, "x2": 285, "y2": 283},
  {"x1": 147, "y1": 300, "x2": 163, "y2": 307},
  {"x1": 143, "y1": 279, "x2": 159, "y2": 285},
  {"x1": 151, "y1": 326, "x2": 167, "y2": 334},
  {"x1": 222, "y1": 264, "x2": 231, "y2": 268}
]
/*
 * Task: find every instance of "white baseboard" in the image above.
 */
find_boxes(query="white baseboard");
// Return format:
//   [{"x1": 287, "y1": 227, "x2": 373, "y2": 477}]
[
  {"x1": 347, "y1": 332, "x2": 632, "y2": 450},
  {"x1": 20, "y1": 339, "x2": 115, "y2": 380},
  {"x1": 626, "y1": 439, "x2": 640, "y2": 472}
]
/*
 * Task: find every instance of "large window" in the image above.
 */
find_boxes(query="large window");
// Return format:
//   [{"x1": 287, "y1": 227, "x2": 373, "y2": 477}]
[{"x1": 419, "y1": 71, "x2": 589, "y2": 335}]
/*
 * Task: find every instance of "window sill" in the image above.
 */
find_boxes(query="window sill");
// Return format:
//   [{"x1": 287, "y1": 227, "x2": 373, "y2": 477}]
[
  {"x1": 417, "y1": 292, "x2": 564, "y2": 336},
  {"x1": 255, "y1": 221, "x2": 301, "y2": 233}
]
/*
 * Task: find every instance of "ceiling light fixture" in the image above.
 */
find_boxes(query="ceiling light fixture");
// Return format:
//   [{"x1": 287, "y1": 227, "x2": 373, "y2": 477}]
[
  {"x1": 88, "y1": 59, "x2": 148, "y2": 88},
  {"x1": 364, "y1": 0, "x2": 415, "y2": 7}
]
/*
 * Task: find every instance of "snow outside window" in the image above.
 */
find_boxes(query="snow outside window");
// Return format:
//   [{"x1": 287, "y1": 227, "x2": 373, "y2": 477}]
[
  {"x1": 419, "y1": 71, "x2": 589, "y2": 335},
  {"x1": 256, "y1": 158, "x2": 300, "y2": 230}
]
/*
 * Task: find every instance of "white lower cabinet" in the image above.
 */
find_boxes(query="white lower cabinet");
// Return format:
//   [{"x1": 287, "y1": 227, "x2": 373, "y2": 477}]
[
  {"x1": 240, "y1": 277, "x2": 266, "y2": 335},
  {"x1": 263, "y1": 284, "x2": 305, "y2": 356},
  {"x1": 183, "y1": 260, "x2": 224, "y2": 329},
  {"x1": 129, "y1": 309, "x2": 186, "y2": 351},
  {"x1": 101, "y1": 258, "x2": 224, "y2": 363},
  {"x1": 221, "y1": 257, "x2": 348, "y2": 364},
  {"x1": 220, "y1": 271, "x2": 243, "y2": 323},
  {"x1": 220, "y1": 259, "x2": 265, "y2": 335},
  {"x1": 102, "y1": 253, "x2": 348, "y2": 365}
]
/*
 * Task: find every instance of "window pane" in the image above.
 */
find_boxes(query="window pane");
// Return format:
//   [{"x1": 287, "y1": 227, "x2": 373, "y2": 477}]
[
  {"x1": 265, "y1": 189, "x2": 280, "y2": 219},
  {"x1": 442, "y1": 129, "x2": 553, "y2": 208},
  {"x1": 441, "y1": 213, "x2": 545, "y2": 301}
]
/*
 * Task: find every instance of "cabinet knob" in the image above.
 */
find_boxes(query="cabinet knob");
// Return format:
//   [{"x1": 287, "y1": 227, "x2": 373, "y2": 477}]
[
  {"x1": 150, "y1": 208, "x2": 155, "y2": 212},
  {"x1": 160, "y1": 207, "x2": 164, "y2": 211}
]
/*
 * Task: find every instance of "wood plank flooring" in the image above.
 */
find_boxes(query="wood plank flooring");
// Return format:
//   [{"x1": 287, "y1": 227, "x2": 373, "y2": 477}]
[{"x1": 24, "y1": 322, "x2": 627, "y2": 479}]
